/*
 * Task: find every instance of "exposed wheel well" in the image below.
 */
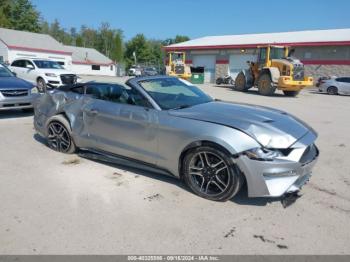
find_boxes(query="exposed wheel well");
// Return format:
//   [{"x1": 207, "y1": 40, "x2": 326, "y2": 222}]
[
  {"x1": 178, "y1": 140, "x2": 233, "y2": 179},
  {"x1": 37, "y1": 76, "x2": 45, "y2": 82}
]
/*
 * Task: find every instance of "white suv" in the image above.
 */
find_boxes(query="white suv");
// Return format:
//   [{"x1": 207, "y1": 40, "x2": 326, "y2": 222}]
[{"x1": 9, "y1": 58, "x2": 78, "y2": 92}]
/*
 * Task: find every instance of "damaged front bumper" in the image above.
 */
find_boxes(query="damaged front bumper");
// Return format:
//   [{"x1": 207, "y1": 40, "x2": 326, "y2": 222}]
[{"x1": 236, "y1": 132, "x2": 319, "y2": 197}]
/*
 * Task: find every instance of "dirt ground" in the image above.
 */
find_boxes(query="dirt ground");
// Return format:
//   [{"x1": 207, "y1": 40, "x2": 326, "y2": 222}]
[{"x1": 0, "y1": 76, "x2": 349, "y2": 254}]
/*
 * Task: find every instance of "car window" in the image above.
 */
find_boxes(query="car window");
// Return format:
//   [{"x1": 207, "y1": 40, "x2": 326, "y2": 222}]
[
  {"x1": 85, "y1": 84, "x2": 151, "y2": 108},
  {"x1": 11, "y1": 60, "x2": 26, "y2": 67},
  {"x1": 336, "y1": 77, "x2": 347, "y2": 83},
  {"x1": 139, "y1": 78, "x2": 213, "y2": 110}
]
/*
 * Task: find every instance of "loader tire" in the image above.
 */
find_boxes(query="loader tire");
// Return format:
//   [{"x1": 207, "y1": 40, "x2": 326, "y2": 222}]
[
  {"x1": 283, "y1": 90, "x2": 300, "y2": 97},
  {"x1": 258, "y1": 73, "x2": 276, "y2": 96},
  {"x1": 234, "y1": 72, "x2": 248, "y2": 92}
]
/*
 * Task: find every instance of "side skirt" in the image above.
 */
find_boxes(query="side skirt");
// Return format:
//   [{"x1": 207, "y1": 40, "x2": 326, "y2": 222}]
[{"x1": 78, "y1": 148, "x2": 177, "y2": 178}]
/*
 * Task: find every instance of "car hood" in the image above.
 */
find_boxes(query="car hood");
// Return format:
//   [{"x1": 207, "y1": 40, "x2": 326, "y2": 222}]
[
  {"x1": 0, "y1": 77, "x2": 34, "y2": 90},
  {"x1": 168, "y1": 101, "x2": 315, "y2": 148}
]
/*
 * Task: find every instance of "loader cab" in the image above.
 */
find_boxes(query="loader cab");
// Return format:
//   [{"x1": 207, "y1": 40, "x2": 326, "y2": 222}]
[{"x1": 257, "y1": 46, "x2": 289, "y2": 67}]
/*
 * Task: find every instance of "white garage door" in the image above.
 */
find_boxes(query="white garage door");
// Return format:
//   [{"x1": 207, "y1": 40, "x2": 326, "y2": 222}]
[
  {"x1": 229, "y1": 54, "x2": 256, "y2": 79},
  {"x1": 192, "y1": 55, "x2": 216, "y2": 83}
]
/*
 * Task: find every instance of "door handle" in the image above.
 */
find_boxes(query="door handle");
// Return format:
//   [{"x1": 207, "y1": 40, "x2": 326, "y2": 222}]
[{"x1": 87, "y1": 109, "x2": 99, "y2": 116}]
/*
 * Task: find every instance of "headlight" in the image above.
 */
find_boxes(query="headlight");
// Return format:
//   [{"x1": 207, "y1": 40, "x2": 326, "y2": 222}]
[
  {"x1": 45, "y1": 73, "x2": 57, "y2": 77},
  {"x1": 244, "y1": 148, "x2": 283, "y2": 161},
  {"x1": 31, "y1": 87, "x2": 39, "y2": 94}
]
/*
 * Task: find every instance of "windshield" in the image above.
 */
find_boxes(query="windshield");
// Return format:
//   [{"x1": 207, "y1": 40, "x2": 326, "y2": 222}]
[
  {"x1": 270, "y1": 47, "x2": 286, "y2": 60},
  {"x1": 139, "y1": 77, "x2": 213, "y2": 110},
  {"x1": 0, "y1": 64, "x2": 14, "y2": 77},
  {"x1": 33, "y1": 60, "x2": 63, "y2": 69}
]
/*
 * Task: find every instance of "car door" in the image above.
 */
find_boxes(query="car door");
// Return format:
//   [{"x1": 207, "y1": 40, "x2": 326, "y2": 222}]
[
  {"x1": 81, "y1": 83, "x2": 159, "y2": 165},
  {"x1": 342, "y1": 77, "x2": 350, "y2": 95},
  {"x1": 22, "y1": 60, "x2": 37, "y2": 83}
]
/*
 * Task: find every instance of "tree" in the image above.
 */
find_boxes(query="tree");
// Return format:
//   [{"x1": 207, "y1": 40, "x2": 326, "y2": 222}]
[
  {"x1": 112, "y1": 30, "x2": 123, "y2": 62},
  {"x1": 9, "y1": 0, "x2": 41, "y2": 32},
  {"x1": 162, "y1": 35, "x2": 190, "y2": 46},
  {"x1": 124, "y1": 34, "x2": 151, "y2": 68},
  {"x1": 0, "y1": 0, "x2": 12, "y2": 28}
]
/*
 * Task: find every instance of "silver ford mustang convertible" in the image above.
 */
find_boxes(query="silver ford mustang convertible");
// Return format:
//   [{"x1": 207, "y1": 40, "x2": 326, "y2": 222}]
[{"x1": 34, "y1": 76, "x2": 319, "y2": 201}]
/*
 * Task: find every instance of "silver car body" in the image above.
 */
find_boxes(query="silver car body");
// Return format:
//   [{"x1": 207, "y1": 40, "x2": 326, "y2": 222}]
[
  {"x1": 0, "y1": 63, "x2": 40, "y2": 110},
  {"x1": 319, "y1": 77, "x2": 350, "y2": 95},
  {"x1": 34, "y1": 76, "x2": 319, "y2": 198}
]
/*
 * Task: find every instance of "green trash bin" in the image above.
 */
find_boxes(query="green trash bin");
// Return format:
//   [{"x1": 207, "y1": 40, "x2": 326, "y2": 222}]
[{"x1": 190, "y1": 67, "x2": 205, "y2": 84}]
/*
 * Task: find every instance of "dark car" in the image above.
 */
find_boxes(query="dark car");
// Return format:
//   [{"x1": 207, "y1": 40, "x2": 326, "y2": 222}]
[
  {"x1": 142, "y1": 67, "x2": 158, "y2": 76},
  {"x1": 0, "y1": 63, "x2": 40, "y2": 111}
]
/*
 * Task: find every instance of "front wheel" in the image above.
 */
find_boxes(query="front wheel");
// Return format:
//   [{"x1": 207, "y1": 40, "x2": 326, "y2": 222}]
[
  {"x1": 258, "y1": 74, "x2": 276, "y2": 96},
  {"x1": 283, "y1": 90, "x2": 300, "y2": 97},
  {"x1": 46, "y1": 115, "x2": 76, "y2": 154},
  {"x1": 183, "y1": 146, "x2": 243, "y2": 201},
  {"x1": 327, "y1": 86, "x2": 338, "y2": 95}
]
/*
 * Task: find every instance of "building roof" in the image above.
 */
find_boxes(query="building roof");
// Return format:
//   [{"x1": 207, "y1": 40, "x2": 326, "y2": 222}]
[
  {"x1": 0, "y1": 27, "x2": 71, "y2": 55},
  {"x1": 64, "y1": 45, "x2": 114, "y2": 65},
  {"x1": 165, "y1": 28, "x2": 350, "y2": 50}
]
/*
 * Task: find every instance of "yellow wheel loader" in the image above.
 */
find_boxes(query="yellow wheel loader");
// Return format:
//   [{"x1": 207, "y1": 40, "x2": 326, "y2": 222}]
[
  {"x1": 235, "y1": 45, "x2": 313, "y2": 96},
  {"x1": 165, "y1": 52, "x2": 192, "y2": 80}
]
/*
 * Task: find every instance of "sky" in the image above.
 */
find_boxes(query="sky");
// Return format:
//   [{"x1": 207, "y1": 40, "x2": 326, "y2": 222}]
[{"x1": 32, "y1": 0, "x2": 350, "y2": 40}]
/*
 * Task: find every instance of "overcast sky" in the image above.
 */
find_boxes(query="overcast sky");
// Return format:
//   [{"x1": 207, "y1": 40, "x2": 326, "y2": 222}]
[{"x1": 32, "y1": 0, "x2": 350, "y2": 40}]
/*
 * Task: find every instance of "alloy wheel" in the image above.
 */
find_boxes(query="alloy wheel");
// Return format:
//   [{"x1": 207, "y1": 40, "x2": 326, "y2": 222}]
[
  {"x1": 188, "y1": 151, "x2": 230, "y2": 196},
  {"x1": 47, "y1": 122, "x2": 71, "y2": 153}
]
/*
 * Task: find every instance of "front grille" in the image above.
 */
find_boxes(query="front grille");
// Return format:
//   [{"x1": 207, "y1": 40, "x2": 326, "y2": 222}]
[
  {"x1": 60, "y1": 74, "x2": 77, "y2": 85},
  {"x1": 293, "y1": 64, "x2": 305, "y2": 80},
  {"x1": 1, "y1": 89, "x2": 28, "y2": 97},
  {"x1": 175, "y1": 65, "x2": 185, "y2": 74},
  {"x1": 300, "y1": 144, "x2": 319, "y2": 165}
]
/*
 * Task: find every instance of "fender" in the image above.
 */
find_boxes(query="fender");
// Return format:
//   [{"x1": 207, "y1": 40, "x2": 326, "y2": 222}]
[{"x1": 262, "y1": 67, "x2": 281, "y2": 84}]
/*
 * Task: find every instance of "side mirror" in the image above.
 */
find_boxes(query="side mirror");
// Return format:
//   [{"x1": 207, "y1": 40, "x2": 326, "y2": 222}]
[
  {"x1": 11, "y1": 71, "x2": 17, "y2": 77},
  {"x1": 26, "y1": 64, "x2": 34, "y2": 69}
]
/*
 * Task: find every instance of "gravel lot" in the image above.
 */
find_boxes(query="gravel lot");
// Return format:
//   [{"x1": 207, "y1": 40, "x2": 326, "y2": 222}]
[{"x1": 0, "y1": 75, "x2": 349, "y2": 255}]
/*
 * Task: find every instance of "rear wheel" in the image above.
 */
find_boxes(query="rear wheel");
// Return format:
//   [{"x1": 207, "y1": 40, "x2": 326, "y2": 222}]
[
  {"x1": 46, "y1": 115, "x2": 76, "y2": 154},
  {"x1": 327, "y1": 86, "x2": 338, "y2": 95},
  {"x1": 216, "y1": 78, "x2": 223, "y2": 85},
  {"x1": 37, "y1": 78, "x2": 47, "y2": 93},
  {"x1": 234, "y1": 72, "x2": 248, "y2": 91},
  {"x1": 183, "y1": 146, "x2": 243, "y2": 201},
  {"x1": 283, "y1": 90, "x2": 300, "y2": 97},
  {"x1": 258, "y1": 73, "x2": 276, "y2": 96}
]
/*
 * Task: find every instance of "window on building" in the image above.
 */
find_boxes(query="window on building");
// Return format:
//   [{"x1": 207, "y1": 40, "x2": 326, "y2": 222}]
[
  {"x1": 110, "y1": 65, "x2": 114, "y2": 71},
  {"x1": 0, "y1": 56, "x2": 3, "y2": 62},
  {"x1": 92, "y1": 65, "x2": 100, "y2": 70}
]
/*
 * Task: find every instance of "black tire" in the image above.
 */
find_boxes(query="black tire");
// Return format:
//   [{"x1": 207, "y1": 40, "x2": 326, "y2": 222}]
[
  {"x1": 46, "y1": 115, "x2": 76, "y2": 154},
  {"x1": 258, "y1": 73, "x2": 276, "y2": 96},
  {"x1": 327, "y1": 86, "x2": 338, "y2": 95},
  {"x1": 183, "y1": 146, "x2": 243, "y2": 201},
  {"x1": 37, "y1": 78, "x2": 47, "y2": 93},
  {"x1": 234, "y1": 72, "x2": 248, "y2": 91},
  {"x1": 216, "y1": 78, "x2": 223, "y2": 85},
  {"x1": 21, "y1": 108, "x2": 34, "y2": 113},
  {"x1": 283, "y1": 90, "x2": 300, "y2": 97}
]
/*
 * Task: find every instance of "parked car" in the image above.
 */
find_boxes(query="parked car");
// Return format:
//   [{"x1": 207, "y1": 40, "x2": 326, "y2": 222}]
[
  {"x1": 0, "y1": 62, "x2": 40, "y2": 111},
  {"x1": 128, "y1": 66, "x2": 142, "y2": 76},
  {"x1": 318, "y1": 76, "x2": 350, "y2": 95},
  {"x1": 34, "y1": 76, "x2": 319, "y2": 201},
  {"x1": 9, "y1": 58, "x2": 78, "y2": 92},
  {"x1": 142, "y1": 67, "x2": 158, "y2": 76}
]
